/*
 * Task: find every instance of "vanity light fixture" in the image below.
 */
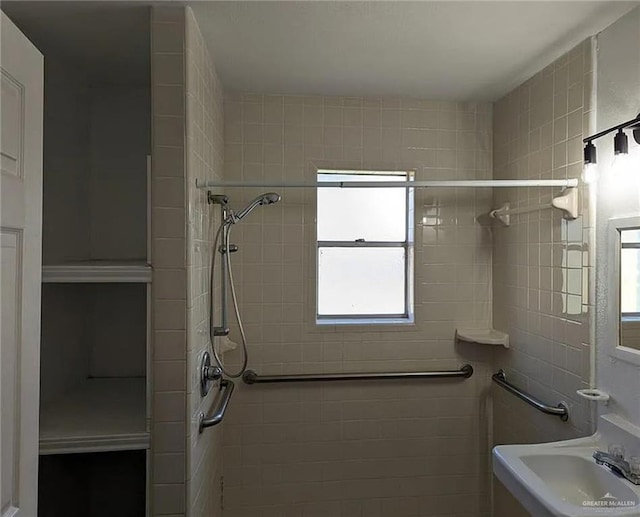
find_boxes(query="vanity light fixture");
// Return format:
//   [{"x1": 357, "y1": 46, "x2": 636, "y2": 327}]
[
  {"x1": 582, "y1": 140, "x2": 598, "y2": 184},
  {"x1": 582, "y1": 112, "x2": 640, "y2": 183},
  {"x1": 614, "y1": 128, "x2": 629, "y2": 155},
  {"x1": 612, "y1": 127, "x2": 633, "y2": 176}
]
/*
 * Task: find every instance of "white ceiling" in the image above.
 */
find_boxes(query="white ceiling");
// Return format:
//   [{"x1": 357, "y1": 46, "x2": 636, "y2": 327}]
[{"x1": 191, "y1": 1, "x2": 638, "y2": 101}]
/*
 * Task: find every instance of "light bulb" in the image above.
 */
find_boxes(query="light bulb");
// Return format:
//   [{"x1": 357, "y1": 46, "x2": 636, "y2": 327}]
[
  {"x1": 582, "y1": 163, "x2": 598, "y2": 184},
  {"x1": 611, "y1": 152, "x2": 634, "y2": 178}
]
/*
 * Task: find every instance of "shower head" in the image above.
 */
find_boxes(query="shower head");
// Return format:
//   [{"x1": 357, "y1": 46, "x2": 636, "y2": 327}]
[{"x1": 232, "y1": 192, "x2": 281, "y2": 222}]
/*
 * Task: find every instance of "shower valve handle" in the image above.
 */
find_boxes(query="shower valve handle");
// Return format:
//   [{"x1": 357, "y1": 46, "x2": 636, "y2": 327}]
[
  {"x1": 200, "y1": 351, "x2": 223, "y2": 397},
  {"x1": 203, "y1": 364, "x2": 223, "y2": 381}
]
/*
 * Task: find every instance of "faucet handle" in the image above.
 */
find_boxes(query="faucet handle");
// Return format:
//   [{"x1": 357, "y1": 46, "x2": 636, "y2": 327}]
[
  {"x1": 630, "y1": 457, "x2": 640, "y2": 477},
  {"x1": 608, "y1": 444, "x2": 626, "y2": 460}
]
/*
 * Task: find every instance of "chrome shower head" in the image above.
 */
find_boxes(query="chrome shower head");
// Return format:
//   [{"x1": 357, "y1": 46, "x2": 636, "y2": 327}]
[
  {"x1": 231, "y1": 192, "x2": 281, "y2": 222},
  {"x1": 258, "y1": 192, "x2": 281, "y2": 205}
]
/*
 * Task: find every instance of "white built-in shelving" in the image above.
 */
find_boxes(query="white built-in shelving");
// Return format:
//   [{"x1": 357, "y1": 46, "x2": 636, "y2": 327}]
[
  {"x1": 42, "y1": 260, "x2": 152, "y2": 283},
  {"x1": 13, "y1": 4, "x2": 154, "y2": 513}
]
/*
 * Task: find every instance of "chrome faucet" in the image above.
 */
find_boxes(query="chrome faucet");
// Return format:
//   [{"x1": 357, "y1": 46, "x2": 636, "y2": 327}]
[{"x1": 594, "y1": 449, "x2": 640, "y2": 485}]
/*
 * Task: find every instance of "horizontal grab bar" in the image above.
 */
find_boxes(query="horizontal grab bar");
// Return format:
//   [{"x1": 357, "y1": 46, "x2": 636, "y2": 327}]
[
  {"x1": 198, "y1": 379, "x2": 235, "y2": 433},
  {"x1": 243, "y1": 364, "x2": 473, "y2": 384},
  {"x1": 492, "y1": 370, "x2": 568, "y2": 421}
]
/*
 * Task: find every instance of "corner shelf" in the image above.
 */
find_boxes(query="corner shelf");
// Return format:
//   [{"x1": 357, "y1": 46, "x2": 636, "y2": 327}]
[
  {"x1": 42, "y1": 260, "x2": 152, "y2": 283},
  {"x1": 39, "y1": 377, "x2": 149, "y2": 455},
  {"x1": 455, "y1": 328, "x2": 510, "y2": 348}
]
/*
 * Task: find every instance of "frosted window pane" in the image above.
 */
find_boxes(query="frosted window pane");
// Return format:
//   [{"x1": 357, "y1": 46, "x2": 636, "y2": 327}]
[
  {"x1": 621, "y1": 229, "x2": 640, "y2": 243},
  {"x1": 317, "y1": 173, "x2": 407, "y2": 241},
  {"x1": 318, "y1": 247, "x2": 405, "y2": 315},
  {"x1": 621, "y1": 248, "x2": 640, "y2": 313}
]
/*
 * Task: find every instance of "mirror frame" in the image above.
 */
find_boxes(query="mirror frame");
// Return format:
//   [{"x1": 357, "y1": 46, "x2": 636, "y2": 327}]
[{"x1": 608, "y1": 215, "x2": 640, "y2": 366}]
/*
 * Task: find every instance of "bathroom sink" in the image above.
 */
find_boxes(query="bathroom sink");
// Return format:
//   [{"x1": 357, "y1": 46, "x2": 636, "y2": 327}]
[
  {"x1": 521, "y1": 454, "x2": 638, "y2": 507},
  {"x1": 493, "y1": 414, "x2": 640, "y2": 517}
]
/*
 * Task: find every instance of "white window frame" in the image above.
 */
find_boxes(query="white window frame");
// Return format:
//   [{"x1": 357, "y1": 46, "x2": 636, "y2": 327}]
[
  {"x1": 315, "y1": 169, "x2": 414, "y2": 325},
  {"x1": 621, "y1": 238, "x2": 640, "y2": 321}
]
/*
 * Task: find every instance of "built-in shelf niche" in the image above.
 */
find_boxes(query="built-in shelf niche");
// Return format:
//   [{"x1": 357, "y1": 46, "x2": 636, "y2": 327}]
[
  {"x1": 40, "y1": 282, "x2": 149, "y2": 455},
  {"x1": 39, "y1": 378, "x2": 148, "y2": 454}
]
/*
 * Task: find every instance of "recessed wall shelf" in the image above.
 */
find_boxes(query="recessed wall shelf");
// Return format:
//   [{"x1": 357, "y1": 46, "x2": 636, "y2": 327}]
[
  {"x1": 456, "y1": 328, "x2": 510, "y2": 348},
  {"x1": 42, "y1": 260, "x2": 152, "y2": 283},
  {"x1": 39, "y1": 378, "x2": 148, "y2": 455}
]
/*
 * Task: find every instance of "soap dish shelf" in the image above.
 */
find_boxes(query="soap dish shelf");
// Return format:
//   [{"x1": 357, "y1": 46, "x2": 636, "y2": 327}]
[{"x1": 456, "y1": 328, "x2": 509, "y2": 348}]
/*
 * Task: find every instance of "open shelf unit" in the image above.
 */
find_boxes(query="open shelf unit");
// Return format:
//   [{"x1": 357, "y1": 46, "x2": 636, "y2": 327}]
[
  {"x1": 39, "y1": 378, "x2": 148, "y2": 455},
  {"x1": 40, "y1": 282, "x2": 150, "y2": 451},
  {"x1": 5, "y1": 4, "x2": 154, "y2": 513}
]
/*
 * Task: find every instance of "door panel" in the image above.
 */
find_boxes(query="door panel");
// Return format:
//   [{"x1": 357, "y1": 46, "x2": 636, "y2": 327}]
[
  {"x1": 1, "y1": 231, "x2": 21, "y2": 516},
  {"x1": 0, "y1": 11, "x2": 43, "y2": 517},
  {"x1": 1, "y1": 72, "x2": 23, "y2": 178}
]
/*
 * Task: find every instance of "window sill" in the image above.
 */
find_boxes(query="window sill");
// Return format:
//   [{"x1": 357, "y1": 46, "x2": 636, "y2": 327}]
[{"x1": 316, "y1": 317, "x2": 414, "y2": 326}]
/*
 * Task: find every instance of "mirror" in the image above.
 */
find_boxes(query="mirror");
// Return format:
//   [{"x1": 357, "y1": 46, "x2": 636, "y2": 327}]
[{"x1": 620, "y1": 228, "x2": 640, "y2": 351}]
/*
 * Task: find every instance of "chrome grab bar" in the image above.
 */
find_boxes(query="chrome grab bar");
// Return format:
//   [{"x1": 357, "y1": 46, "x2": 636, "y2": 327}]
[
  {"x1": 198, "y1": 379, "x2": 235, "y2": 433},
  {"x1": 492, "y1": 369, "x2": 569, "y2": 421},
  {"x1": 243, "y1": 364, "x2": 473, "y2": 384}
]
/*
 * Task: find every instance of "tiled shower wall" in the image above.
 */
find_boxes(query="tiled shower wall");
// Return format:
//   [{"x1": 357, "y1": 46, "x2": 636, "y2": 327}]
[
  {"x1": 595, "y1": 6, "x2": 640, "y2": 428},
  {"x1": 220, "y1": 95, "x2": 495, "y2": 516},
  {"x1": 491, "y1": 39, "x2": 595, "y2": 516},
  {"x1": 151, "y1": 6, "x2": 226, "y2": 516},
  {"x1": 151, "y1": 6, "x2": 188, "y2": 516},
  {"x1": 185, "y1": 7, "x2": 225, "y2": 517}
]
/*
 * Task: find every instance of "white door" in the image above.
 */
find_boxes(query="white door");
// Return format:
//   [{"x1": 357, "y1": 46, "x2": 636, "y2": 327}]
[{"x1": 1, "y1": 11, "x2": 43, "y2": 517}]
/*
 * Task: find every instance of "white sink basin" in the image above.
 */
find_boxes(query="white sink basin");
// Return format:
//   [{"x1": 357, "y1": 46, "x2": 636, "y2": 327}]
[
  {"x1": 493, "y1": 414, "x2": 640, "y2": 517},
  {"x1": 522, "y1": 454, "x2": 638, "y2": 507}
]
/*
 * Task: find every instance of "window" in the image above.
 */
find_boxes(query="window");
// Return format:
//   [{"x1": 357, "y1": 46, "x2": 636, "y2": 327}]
[
  {"x1": 621, "y1": 228, "x2": 640, "y2": 319},
  {"x1": 316, "y1": 170, "x2": 414, "y2": 324}
]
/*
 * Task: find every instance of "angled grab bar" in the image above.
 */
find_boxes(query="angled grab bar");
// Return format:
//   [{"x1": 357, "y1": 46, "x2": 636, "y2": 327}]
[
  {"x1": 492, "y1": 369, "x2": 568, "y2": 421},
  {"x1": 198, "y1": 379, "x2": 235, "y2": 433},
  {"x1": 243, "y1": 365, "x2": 473, "y2": 384}
]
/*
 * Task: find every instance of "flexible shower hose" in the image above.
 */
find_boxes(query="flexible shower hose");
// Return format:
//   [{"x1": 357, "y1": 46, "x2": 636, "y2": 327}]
[{"x1": 209, "y1": 221, "x2": 249, "y2": 378}]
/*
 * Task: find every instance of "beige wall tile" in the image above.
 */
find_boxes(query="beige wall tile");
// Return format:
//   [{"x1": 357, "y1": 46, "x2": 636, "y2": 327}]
[
  {"x1": 154, "y1": 391, "x2": 186, "y2": 422},
  {"x1": 154, "y1": 85, "x2": 185, "y2": 117},
  {"x1": 221, "y1": 91, "x2": 494, "y2": 516},
  {"x1": 154, "y1": 116, "x2": 186, "y2": 147},
  {"x1": 154, "y1": 453, "x2": 187, "y2": 484},
  {"x1": 152, "y1": 22, "x2": 185, "y2": 54},
  {"x1": 153, "y1": 484, "x2": 186, "y2": 515},
  {"x1": 183, "y1": 6, "x2": 226, "y2": 516},
  {"x1": 491, "y1": 38, "x2": 594, "y2": 516},
  {"x1": 153, "y1": 54, "x2": 185, "y2": 86},
  {"x1": 153, "y1": 239, "x2": 186, "y2": 268},
  {"x1": 154, "y1": 422, "x2": 187, "y2": 453},
  {"x1": 151, "y1": 7, "x2": 189, "y2": 517}
]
